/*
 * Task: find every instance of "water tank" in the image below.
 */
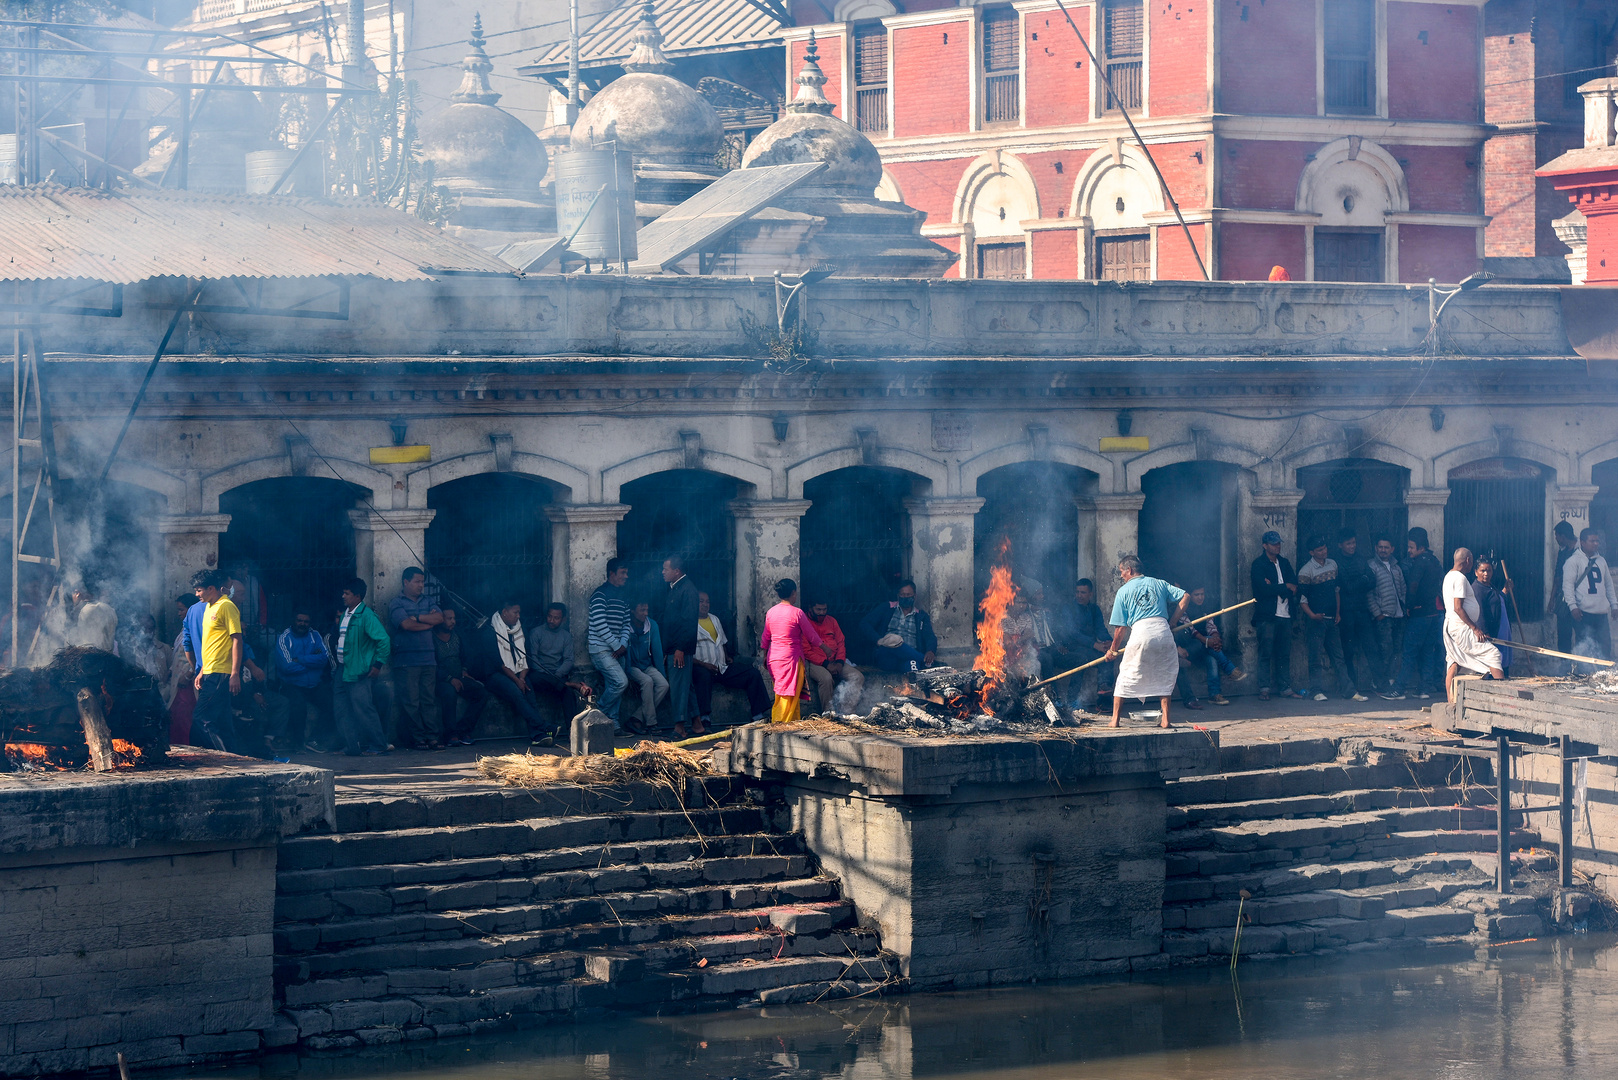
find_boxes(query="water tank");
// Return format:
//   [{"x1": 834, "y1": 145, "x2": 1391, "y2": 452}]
[
  {"x1": 554, "y1": 147, "x2": 636, "y2": 264},
  {"x1": 246, "y1": 148, "x2": 324, "y2": 196}
]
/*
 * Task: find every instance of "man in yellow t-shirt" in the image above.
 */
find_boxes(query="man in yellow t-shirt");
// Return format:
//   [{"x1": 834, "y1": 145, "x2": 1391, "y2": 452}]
[{"x1": 190, "y1": 568, "x2": 243, "y2": 753}]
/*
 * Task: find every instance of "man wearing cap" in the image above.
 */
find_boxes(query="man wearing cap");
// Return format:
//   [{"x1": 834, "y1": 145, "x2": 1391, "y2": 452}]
[{"x1": 1250, "y1": 530, "x2": 1302, "y2": 701}]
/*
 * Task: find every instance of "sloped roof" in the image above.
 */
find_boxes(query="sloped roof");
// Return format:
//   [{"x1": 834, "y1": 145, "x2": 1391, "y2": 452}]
[
  {"x1": 521, "y1": 0, "x2": 784, "y2": 77},
  {"x1": 0, "y1": 184, "x2": 516, "y2": 284}
]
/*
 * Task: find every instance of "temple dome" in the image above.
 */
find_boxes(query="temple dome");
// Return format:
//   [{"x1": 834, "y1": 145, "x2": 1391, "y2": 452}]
[
  {"x1": 418, "y1": 17, "x2": 547, "y2": 198},
  {"x1": 740, "y1": 32, "x2": 881, "y2": 196},
  {"x1": 569, "y1": 0, "x2": 721, "y2": 167}
]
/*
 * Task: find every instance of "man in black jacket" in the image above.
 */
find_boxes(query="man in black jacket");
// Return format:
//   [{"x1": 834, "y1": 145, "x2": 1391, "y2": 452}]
[
  {"x1": 1250, "y1": 530, "x2": 1303, "y2": 701},
  {"x1": 1396, "y1": 527, "x2": 1446, "y2": 700},
  {"x1": 660, "y1": 555, "x2": 701, "y2": 730},
  {"x1": 1335, "y1": 528, "x2": 1380, "y2": 699}
]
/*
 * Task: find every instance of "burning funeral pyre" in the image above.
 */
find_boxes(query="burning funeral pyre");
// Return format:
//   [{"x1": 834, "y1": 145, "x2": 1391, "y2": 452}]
[
  {"x1": 817, "y1": 562, "x2": 1081, "y2": 736},
  {"x1": 0, "y1": 647, "x2": 169, "y2": 771}
]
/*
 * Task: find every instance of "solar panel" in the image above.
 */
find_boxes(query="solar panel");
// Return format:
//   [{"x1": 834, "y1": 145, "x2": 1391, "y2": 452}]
[{"x1": 630, "y1": 161, "x2": 827, "y2": 273}]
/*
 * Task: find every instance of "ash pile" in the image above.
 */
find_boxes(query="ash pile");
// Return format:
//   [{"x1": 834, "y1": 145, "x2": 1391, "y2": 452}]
[
  {"x1": 0, "y1": 646, "x2": 170, "y2": 769},
  {"x1": 820, "y1": 666, "x2": 1080, "y2": 736}
]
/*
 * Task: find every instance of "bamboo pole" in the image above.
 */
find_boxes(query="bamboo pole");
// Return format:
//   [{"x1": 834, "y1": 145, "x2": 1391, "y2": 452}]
[
  {"x1": 1025, "y1": 598, "x2": 1257, "y2": 691},
  {"x1": 1485, "y1": 637, "x2": 1615, "y2": 669}
]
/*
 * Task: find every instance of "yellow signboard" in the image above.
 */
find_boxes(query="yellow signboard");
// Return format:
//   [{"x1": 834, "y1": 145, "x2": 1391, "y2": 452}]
[
  {"x1": 1099, "y1": 436, "x2": 1149, "y2": 453},
  {"x1": 369, "y1": 445, "x2": 431, "y2": 464}
]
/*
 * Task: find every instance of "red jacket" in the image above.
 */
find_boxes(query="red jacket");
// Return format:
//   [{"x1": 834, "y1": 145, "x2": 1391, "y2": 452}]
[{"x1": 805, "y1": 615, "x2": 846, "y2": 666}]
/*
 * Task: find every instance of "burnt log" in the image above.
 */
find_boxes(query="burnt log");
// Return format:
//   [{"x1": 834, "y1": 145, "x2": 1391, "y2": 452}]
[
  {"x1": 0, "y1": 647, "x2": 169, "y2": 766},
  {"x1": 913, "y1": 667, "x2": 987, "y2": 696}
]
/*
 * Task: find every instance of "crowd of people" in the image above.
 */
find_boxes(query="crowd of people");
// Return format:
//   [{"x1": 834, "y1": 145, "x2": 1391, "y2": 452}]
[{"x1": 19, "y1": 517, "x2": 1614, "y2": 756}]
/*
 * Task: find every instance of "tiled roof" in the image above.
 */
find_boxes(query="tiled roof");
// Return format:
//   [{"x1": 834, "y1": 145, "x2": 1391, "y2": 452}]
[
  {"x1": 0, "y1": 184, "x2": 514, "y2": 283},
  {"x1": 520, "y1": 0, "x2": 784, "y2": 77}
]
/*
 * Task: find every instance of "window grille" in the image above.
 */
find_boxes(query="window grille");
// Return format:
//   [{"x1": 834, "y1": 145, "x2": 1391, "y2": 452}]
[
  {"x1": 981, "y1": 7, "x2": 1020, "y2": 123},
  {"x1": 1102, "y1": 0, "x2": 1144, "y2": 111},
  {"x1": 1324, "y1": 0, "x2": 1375, "y2": 113},
  {"x1": 853, "y1": 24, "x2": 890, "y2": 134}
]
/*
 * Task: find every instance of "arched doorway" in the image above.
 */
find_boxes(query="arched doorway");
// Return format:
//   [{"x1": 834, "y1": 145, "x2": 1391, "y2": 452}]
[
  {"x1": 219, "y1": 477, "x2": 368, "y2": 652},
  {"x1": 800, "y1": 466, "x2": 917, "y2": 645},
  {"x1": 1296, "y1": 458, "x2": 1409, "y2": 562},
  {"x1": 426, "y1": 474, "x2": 557, "y2": 624},
  {"x1": 1445, "y1": 458, "x2": 1549, "y2": 618},
  {"x1": 618, "y1": 471, "x2": 740, "y2": 633},
  {"x1": 1592, "y1": 458, "x2": 1618, "y2": 544},
  {"x1": 974, "y1": 462, "x2": 1097, "y2": 604},
  {"x1": 1139, "y1": 462, "x2": 1242, "y2": 602}
]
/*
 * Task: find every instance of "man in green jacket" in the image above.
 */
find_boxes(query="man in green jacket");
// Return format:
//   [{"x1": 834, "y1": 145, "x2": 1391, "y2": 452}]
[{"x1": 335, "y1": 577, "x2": 392, "y2": 756}]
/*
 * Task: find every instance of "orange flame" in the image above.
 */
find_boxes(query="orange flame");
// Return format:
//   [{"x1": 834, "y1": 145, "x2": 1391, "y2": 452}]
[{"x1": 974, "y1": 561, "x2": 1020, "y2": 706}]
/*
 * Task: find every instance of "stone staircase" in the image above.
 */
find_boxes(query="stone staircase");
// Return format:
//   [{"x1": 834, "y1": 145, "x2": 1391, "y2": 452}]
[
  {"x1": 1161, "y1": 737, "x2": 1551, "y2": 963},
  {"x1": 269, "y1": 779, "x2": 894, "y2": 1049}
]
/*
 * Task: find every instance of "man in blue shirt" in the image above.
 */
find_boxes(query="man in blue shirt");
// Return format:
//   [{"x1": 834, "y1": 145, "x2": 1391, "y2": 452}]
[
  {"x1": 276, "y1": 610, "x2": 334, "y2": 752},
  {"x1": 1102, "y1": 556, "x2": 1190, "y2": 729},
  {"x1": 388, "y1": 567, "x2": 444, "y2": 750}
]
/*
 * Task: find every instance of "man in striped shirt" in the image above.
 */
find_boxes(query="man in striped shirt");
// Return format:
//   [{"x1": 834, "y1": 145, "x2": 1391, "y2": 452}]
[{"x1": 588, "y1": 558, "x2": 633, "y2": 727}]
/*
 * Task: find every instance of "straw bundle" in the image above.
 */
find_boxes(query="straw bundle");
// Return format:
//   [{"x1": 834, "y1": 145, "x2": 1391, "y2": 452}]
[{"x1": 476, "y1": 740, "x2": 712, "y2": 788}]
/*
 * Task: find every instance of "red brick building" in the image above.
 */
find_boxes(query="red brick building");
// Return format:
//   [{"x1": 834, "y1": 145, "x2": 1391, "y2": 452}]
[
  {"x1": 779, "y1": 0, "x2": 1491, "y2": 282},
  {"x1": 1483, "y1": 0, "x2": 1617, "y2": 282}
]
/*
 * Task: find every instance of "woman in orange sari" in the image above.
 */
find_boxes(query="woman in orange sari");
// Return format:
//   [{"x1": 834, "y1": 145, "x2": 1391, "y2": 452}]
[{"x1": 760, "y1": 578, "x2": 822, "y2": 724}]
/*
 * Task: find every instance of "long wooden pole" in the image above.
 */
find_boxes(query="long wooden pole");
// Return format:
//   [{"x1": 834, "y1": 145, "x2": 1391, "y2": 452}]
[
  {"x1": 1485, "y1": 637, "x2": 1615, "y2": 669},
  {"x1": 1026, "y1": 598, "x2": 1257, "y2": 691}
]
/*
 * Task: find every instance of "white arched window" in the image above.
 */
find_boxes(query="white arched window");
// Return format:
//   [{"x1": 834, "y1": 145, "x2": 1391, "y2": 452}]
[
  {"x1": 1068, "y1": 144, "x2": 1164, "y2": 280},
  {"x1": 953, "y1": 152, "x2": 1040, "y2": 279},
  {"x1": 1295, "y1": 137, "x2": 1408, "y2": 282}
]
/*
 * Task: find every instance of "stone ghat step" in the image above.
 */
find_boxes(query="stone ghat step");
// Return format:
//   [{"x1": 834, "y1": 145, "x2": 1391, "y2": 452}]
[
  {"x1": 1211, "y1": 738, "x2": 1340, "y2": 773},
  {"x1": 281, "y1": 916, "x2": 878, "y2": 1006},
  {"x1": 1164, "y1": 905, "x2": 1481, "y2": 960},
  {"x1": 277, "y1": 832, "x2": 807, "y2": 898},
  {"x1": 276, "y1": 852, "x2": 816, "y2": 924},
  {"x1": 1164, "y1": 870, "x2": 1493, "y2": 930},
  {"x1": 1165, "y1": 854, "x2": 1486, "y2": 901},
  {"x1": 276, "y1": 876, "x2": 843, "y2": 956},
  {"x1": 1167, "y1": 807, "x2": 1517, "y2": 854},
  {"x1": 1169, "y1": 788, "x2": 1491, "y2": 828},
  {"x1": 279, "y1": 806, "x2": 772, "y2": 872},
  {"x1": 283, "y1": 954, "x2": 896, "y2": 1049},
  {"x1": 1166, "y1": 755, "x2": 1490, "y2": 808},
  {"x1": 1166, "y1": 827, "x2": 1541, "y2": 876},
  {"x1": 284, "y1": 899, "x2": 855, "y2": 980},
  {"x1": 331, "y1": 777, "x2": 747, "y2": 833}
]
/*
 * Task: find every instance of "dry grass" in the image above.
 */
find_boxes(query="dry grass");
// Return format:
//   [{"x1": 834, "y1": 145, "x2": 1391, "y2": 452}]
[{"x1": 476, "y1": 741, "x2": 713, "y2": 788}]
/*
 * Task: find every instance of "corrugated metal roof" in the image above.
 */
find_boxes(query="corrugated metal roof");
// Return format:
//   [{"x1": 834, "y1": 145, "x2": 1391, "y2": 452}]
[
  {"x1": 631, "y1": 161, "x2": 824, "y2": 271},
  {"x1": 522, "y1": 0, "x2": 783, "y2": 76},
  {"x1": 0, "y1": 184, "x2": 517, "y2": 284}
]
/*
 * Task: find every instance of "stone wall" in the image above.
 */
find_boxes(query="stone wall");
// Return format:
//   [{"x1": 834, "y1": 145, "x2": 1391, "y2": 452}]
[{"x1": 0, "y1": 757, "x2": 332, "y2": 1076}]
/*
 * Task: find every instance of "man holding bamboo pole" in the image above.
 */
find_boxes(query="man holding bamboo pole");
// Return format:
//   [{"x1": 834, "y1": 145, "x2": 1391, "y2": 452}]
[{"x1": 1103, "y1": 557, "x2": 1190, "y2": 729}]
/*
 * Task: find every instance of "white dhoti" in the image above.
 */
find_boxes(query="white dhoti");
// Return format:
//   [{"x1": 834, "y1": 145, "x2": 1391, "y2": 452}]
[
  {"x1": 1113, "y1": 616, "x2": 1179, "y2": 699},
  {"x1": 1443, "y1": 616, "x2": 1502, "y2": 675}
]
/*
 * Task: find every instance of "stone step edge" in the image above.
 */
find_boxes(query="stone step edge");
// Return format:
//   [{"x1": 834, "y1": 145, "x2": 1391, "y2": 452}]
[
  {"x1": 1169, "y1": 789, "x2": 1496, "y2": 822},
  {"x1": 331, "y1": 776, "x2": 747, "y2": 833}
]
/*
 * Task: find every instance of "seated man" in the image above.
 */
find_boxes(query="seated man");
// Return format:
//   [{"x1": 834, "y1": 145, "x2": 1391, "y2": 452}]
[
  {"x1": 625, "y1": 600, "x2": 669, "y2": 735},
  {"x1": 805, "y1": 600, "x2": 864, "y2": 714},
  {"x1": 234, "y1": 642, "x2": 289, "y2": 757},
  {"x1": 433, "y1": 607, "x2": 488, "y2": 746},
  {"x1": 1043, "y1": 579, "x2": 1112, "y2": 712},
  {"x1": 690, "y1": 592, "x2": 771, "y2": 735},
  {"x1": 527, "y1": 602, "x2": 593, "y2": 732},
  {"x1": 859, "y1": 580, "x2": 938, "y2": 672},
  {"x1": 469, "y1": 599, "x2": 556, "y2": 748},
  {"x1": 1173, "y1": 586, "x2": 1244, "y2": 708}
]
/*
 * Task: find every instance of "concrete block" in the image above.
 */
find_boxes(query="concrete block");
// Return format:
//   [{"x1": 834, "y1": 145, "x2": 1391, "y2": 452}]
[
  {"x1": 584, "y1": 953, "x2": 647, "y2": 983},
  {"x1": 202, "y1": 998, "x2": 272, "y2": 1035},
  {"x1": 325, "y1": 1000, "x2": 386, "y2": 1031},
  {"x1": 572, "y1": 709, "x2": 616, "y2": 757},
  {"x1": 181, "y1": 1031, "x2": 261, "y2": 1054},
  {"x1": 14, "y1": 1020, "x2": 68, "y2": 1053},
  {"x1": 769, "y1": 907, "x2": 838, "y2": 935},
  {"x1": 1485, "y1": 914, "x2": 1544, "y2": 940},
  {"x1": 260, "y1": 1016, "x2": 300, "y2": 1048},
  {"x1": 282, "y1": 975, "x2": 389, "y2": 1006},
  {"x1": 284, "y1": 1008, "x2": 332, "y2": 1037},
  {"x1": 1337, "y1": 895, "x2": 1386, "y2": 919},
  {"x1": 379, "y1": 999, "x2": 424, "y2": 1028}
]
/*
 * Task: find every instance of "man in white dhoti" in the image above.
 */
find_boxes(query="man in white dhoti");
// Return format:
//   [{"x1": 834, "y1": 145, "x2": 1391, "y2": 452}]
[
  {"x1": 1104, "y1": 557, "x2": 1191, "y2": 729},
  {"x1": 1443, "y1": 547, "x2": 1503, "y2": 703}
]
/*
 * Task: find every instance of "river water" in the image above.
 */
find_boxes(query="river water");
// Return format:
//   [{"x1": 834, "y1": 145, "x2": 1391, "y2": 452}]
[{"x1": 212, "y1": 939, "x2": 1618, "y2": 1080}]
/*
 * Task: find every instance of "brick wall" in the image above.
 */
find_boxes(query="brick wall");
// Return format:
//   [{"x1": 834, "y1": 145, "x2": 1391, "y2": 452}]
[
  {"x1": 1482, "y1": 0, "x2": 1536, "y2": 126},
  {"x1": 1157, "y1": 221, "x2": 1211, "y2": 279},
  {"x1": 1397, "y1": 223, "x2": 1480, "y2": 282},
  {"x1": 792, "y1": 32, "x2": 845, "y2": 117},
  {"x1": 1217, "y1": 222, "x2": 1306, "y2": 281},
  {"x1": 1484, "y1": 131, "x2": 1540, "y2": 257},
  {"x1": 1217, "y1": 0, "x2": 1315, "y2": 116},
  {"x1": 1219, "y1": 140, "x2": 1313, "y2": 211},
  {"x1": 884, "y1": 158, "x2": 966, "y2": 225},
  {"x1": 0, "y1": 845, "x2": 282, "y2": 1076},
  {"x1": 892, "y1": 15, "x2": 973, "y2": 137},
  {"x1": 1153, "y1": 139, "x2": 1209, "y2": 206},
  {"x1": 1399, "y1": 144, "x2": 1481, "y2": 214},
  {"x1": 1023, "y1": 5, "x2": 1091, "y2": 127},
  {"x1": 1387, "y1": 2, "x2": 1481, "y2": 123},
  {"x1": 1148, "y1": 0, "x2": 1209, "y2": 116},
  {"x1": 1031, "y1": 228, "x2": 1079, "y2": 278}
]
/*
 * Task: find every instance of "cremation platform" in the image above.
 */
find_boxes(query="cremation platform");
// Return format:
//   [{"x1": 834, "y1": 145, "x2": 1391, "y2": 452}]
[{"x1": 729, "y1": 723, "x2": 1217, "y2": 988}]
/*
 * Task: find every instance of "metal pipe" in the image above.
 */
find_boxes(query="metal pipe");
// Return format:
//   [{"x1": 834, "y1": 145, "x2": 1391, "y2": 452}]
[
  {"x1": 568, "y1": 0, "x2": 580, "y2": 112},
  {"x1": 11, "y1": 313, "x2": 21, "y2": 669},
  {"x1": 1497, "y1": 734, "x2": 1511, "y2": 895},
  {"x1": 1560, "y1": 735, "x2": 1574, "y2": 889}
]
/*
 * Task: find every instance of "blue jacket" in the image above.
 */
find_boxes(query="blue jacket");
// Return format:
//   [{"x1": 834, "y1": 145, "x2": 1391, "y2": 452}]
[
  {"x1": 276, "y1": 627, "x2": 330, "y2": 688},
  {"x1": 180, "y1": 600, "x2": 206, "y2": 673},
  {"x1": 628, "y1": 616, "x2": 664, "y2": 672}
]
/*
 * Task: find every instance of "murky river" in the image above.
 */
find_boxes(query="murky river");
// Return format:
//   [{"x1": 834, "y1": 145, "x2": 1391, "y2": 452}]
[{"x1": 197, "y1": 939, "x2": 1618, "y2": 1080}]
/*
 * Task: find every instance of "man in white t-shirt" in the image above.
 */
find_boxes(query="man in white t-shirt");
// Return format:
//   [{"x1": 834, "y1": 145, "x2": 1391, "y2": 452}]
[
  {"x1": 1563, "y1": 527, "x2": 1616, "y2": 671},
  {"x1": 1442, "y1": 547, "x2": 1503, "y2": 702}
]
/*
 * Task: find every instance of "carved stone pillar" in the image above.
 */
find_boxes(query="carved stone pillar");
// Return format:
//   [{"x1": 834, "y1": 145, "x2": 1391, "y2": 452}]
[
  {"x1": 544, "y1": 504, "x2": 631, "y2": 661},
  {"x1": 1403, "y1": 489, "x2": 1450, "y2": 557},
  {"x1": 349, "y1": 509, "x2": 437, "y2": 612},
  {"x1": 730, "y1": 499, "x2": 812, "y2": 659},
  {"x1": 904, "y1": 496, "x2": 986, "y2": 662},
  {"x1": 1092, "y1": 493, "x2": 1145, "y2": 612},
  {"x1": 156, "y1": 514, "x2": 231, "y2": 639}
]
